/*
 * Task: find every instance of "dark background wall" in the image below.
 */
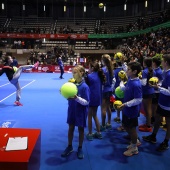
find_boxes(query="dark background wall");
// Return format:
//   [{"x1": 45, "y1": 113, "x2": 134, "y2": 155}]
[{"x1": 0, "y1": 0, "x2": 169, "y2": 18}]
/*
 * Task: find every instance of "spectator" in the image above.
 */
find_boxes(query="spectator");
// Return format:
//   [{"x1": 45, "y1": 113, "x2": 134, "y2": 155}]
[{"x1": 12, "y1": 56, "x2": 18, "y2": 67}]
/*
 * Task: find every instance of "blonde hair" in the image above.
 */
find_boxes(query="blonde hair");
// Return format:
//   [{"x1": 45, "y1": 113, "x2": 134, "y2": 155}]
[
  {"x1": 102, "y1": 54, "x2": 111, "y2": 61},
  {"x1": 72, "y1": 65, "x2": 86, "y2": 77},
  {"x1": 101, "y1": 54, "x2": 113, "y2": 77}
]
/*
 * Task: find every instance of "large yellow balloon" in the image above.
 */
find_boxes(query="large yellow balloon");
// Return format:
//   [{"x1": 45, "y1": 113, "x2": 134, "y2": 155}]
[
  {"x1": 149, "y1": 77, "x2": 158, "y2": 85},
  {"x1": 60, "y1": 82, "x2": 78, "y2": 99},
  {"x1": 118, "y1": 70, "x2": 126, "y2": 80},
  {"x1": 113, "y1": 100, "x2": 122, "y2": 110},
  {"x1": 114, "y1": 52, "x2": 123, "y2": 61}
]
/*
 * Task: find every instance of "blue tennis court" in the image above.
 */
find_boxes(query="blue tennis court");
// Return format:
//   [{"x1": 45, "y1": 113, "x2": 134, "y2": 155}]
[{"x1": 0, "y1": 73, "x2": 170, "y2": 170}]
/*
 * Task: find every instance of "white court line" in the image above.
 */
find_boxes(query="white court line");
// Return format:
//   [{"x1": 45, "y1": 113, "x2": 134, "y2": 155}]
[
  {"x1": 0, "y1": 83, "x2": 10, "y2": 87},
  {"x1": 0, "y1": 79, "x2": 33, "y2": 88},
  {"x1": 18, "y1": 79, "x2": 36, "y2": 81},
  {"x1": 0, "y1": 80, "x2": 35, "y2": 102}
]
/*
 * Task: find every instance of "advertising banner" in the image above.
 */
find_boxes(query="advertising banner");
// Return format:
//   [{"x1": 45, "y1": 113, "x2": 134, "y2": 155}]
[{"x1": 0, "y1": 33, "x2": 88, "y2": 40}]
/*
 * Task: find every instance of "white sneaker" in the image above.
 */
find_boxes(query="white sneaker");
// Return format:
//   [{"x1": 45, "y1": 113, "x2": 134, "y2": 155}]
[
  {"x1": 123, "y1": 146, "x2": 138, "y2": 156},
  {"x1": 127, "y1": 139, "x2": 141, "y2": 149}
]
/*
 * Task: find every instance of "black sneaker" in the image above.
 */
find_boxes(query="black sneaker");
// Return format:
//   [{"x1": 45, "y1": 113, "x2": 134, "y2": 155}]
[
  {"x1": 142, "y1": 135, "x2": 157, "y2": 144},
  {"x1": 156, "y1": 142, "x2": 169, "y2": 152},
  {"x1": 113, "y1": 117, "x2": 121, "y2": 123},
  {"x1": 77, "y1": 147, "x2": 84, "y2": 159},
  {"x1": 61, "y1": 146, "x2": 73, "y2": 157},
  {"x1": 93, "y1": 132, "x2": 103, "y2": 139}
]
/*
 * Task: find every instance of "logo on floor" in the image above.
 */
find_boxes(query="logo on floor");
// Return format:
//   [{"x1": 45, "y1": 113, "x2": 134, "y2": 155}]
[{"x1": 0, "y1": 121, "x2": 15, "y2": 128}]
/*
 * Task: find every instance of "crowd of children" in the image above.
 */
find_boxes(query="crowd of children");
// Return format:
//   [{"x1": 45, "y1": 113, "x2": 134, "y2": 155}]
[{"x1": 61, "y1": 51, "x2": 170, "y2": 159}]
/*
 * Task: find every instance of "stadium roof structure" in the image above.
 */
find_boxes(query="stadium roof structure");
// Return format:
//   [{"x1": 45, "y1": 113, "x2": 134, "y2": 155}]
[{"x1": 4, "y1": 0, "x2": 147, "y2": 7}]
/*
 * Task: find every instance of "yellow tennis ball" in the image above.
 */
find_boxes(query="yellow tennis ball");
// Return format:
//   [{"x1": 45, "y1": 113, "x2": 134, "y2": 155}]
[
  {"x1": 68, "y1": 78, "x2": 75, "y2": 83},
  {"x1": 116, "y1": 52, "x2": 123, "y2": 56},
  {"x1": 113, "y1": 100, "x2": 122, "y2": 110},
  {"x1": 13, "y1": 66, "x2": 18, "y2": 72},
  {"x1": 118, "y1": 70, "x2": 126, "y2": 80},
  {"x1": 114, "y1": 52, "x2": 123, "y2": 61},
  {"x1": 60, "y1": 82, "x2": 78, "y2": 99},
  {"x1": 138, "y1": 71, "x2": 142, "y2": 78},
  {"x1": 99, "y1": 3, "x2": 104, "y2": 8},
  {"x1": 149, "y1": 77, "x2": 158, "y2": 85}
]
